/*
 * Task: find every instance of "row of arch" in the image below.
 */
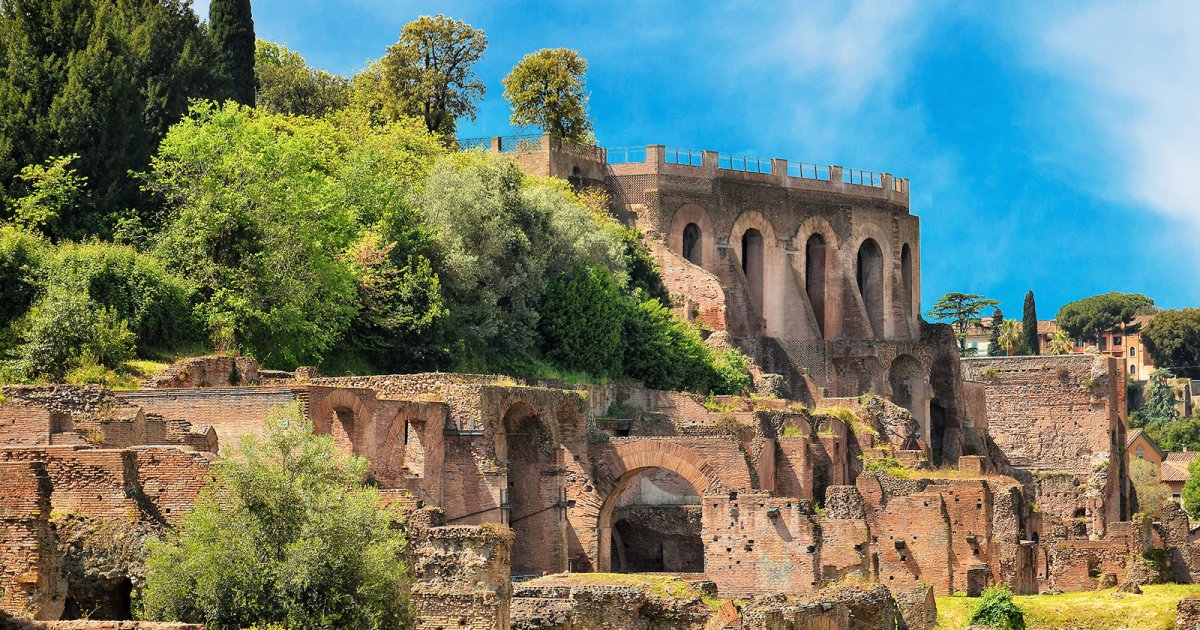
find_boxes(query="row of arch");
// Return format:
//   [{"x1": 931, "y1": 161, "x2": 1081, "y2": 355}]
[{"x1": 673, "y1": 204, "x2": 917, "y2": 340}]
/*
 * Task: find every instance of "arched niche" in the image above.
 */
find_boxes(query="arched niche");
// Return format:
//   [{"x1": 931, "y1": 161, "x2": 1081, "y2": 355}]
[
  {"x1": 856, "y1": 238, "x2": 885, "y2": 338},
  {"x1": 668, "y1": 204, "x2": 716, "y2": 269},
  {"x1": 901, "y1": 243, "x2": 914, "y2": 324}
]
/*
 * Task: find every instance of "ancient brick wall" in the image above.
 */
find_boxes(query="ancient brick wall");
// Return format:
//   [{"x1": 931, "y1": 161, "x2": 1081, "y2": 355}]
[
  {"x1": 0, "y1": 404, "x2": 57, "y2": 447},
  {"x1": 0, "y1": 461, "x2": 64, "y2": 620},
  {"x1": 1045, "y1": 539, "x2": 1128, "y2": 591},
  {"x1": 702, "y1": 492, "x2": 820, "y2": 597},
  {"x1": 1177, "y1": 595, "x2": 1200, "y2": 630},
  {"x1": 874, "y1": 493, "x2": 953, "y2": 594},
  {"x1": 130, "y1": 447, "x2": 213, "y2": 525},
  {"x1": 114, "y1": 388, "x2": 296, "y2": 450}
]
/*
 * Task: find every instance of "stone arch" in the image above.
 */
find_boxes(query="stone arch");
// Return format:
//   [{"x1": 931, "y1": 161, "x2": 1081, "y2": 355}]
[
  {"x1": 595, "y1": 441, "x2": 722, "y2": 572},
  {"x1": 668, "y1": 204, "x2": 716, "y2": 269},
  {"x1": 499, "y1": 401, "x2": 565, "y2": 575},
  {"x1": 309, "y1": 388, "x2": 371, "y2": 455},
  {"x1": 682, "y1": 223, "x2": 702, "y2": 265},
  {"x1": 794, "y1": 217, "x2": 842, "y2": 340},
  {"x1": 731, "y1": 211, "x2": 779, "y2": 333},
  {"x1": 856, "y1": 238, "x2": 885, "y2": 338}
]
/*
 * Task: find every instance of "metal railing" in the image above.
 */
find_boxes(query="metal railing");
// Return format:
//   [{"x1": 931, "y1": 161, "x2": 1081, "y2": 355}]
[
  {"x1": 457, "y1": 137, "x2": 491, "y2": 152},
  {"x1": 843, "y1": 168, "x2": 883, "y2": 188},
  {"x1": 663, "y1": 146, "x2": 703, "y2": 166},
  {"x1": 607, "y1": 146, "x2": 648, "y2": 164},
  {"x1": 718, "y1": 153, "x2": 773, "y2": 174},
  {"x1": 787, "y1": 162, "x2": 832, "y2": 181},
  {"x1": 498, "y1": 134, "x2": 543, "y2": 153}
]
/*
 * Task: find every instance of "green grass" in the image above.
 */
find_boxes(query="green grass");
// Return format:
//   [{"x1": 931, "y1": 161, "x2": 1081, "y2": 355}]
[
  {"x1": 936, "y1": 584, "x2": 1200, "y2": 630},
  {"x1": 525, "y1": 573, "x2": 725, "y2": 610}
]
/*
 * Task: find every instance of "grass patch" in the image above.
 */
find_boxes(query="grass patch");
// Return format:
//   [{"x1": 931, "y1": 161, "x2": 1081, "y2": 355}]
[
  {"x1": 525, "y1": 573, "x2": 725, "y2": 610},
  {"x1": 936, "y1": 584, "x2": 1200, "y2": 629}
]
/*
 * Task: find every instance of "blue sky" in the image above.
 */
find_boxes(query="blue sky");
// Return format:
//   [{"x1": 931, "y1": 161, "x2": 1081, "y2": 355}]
[{"x1": 201, "y1": 0, "x2": 1199, "y2": 319}]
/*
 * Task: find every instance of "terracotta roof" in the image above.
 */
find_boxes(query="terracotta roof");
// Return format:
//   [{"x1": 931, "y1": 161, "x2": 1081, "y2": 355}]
[
  {"x1": 1037, "y1": 320, "x2": 1058, "y2": 335},
  {"x1": 1163, "y1": 452, "x2": 1198, "y2": 482}
]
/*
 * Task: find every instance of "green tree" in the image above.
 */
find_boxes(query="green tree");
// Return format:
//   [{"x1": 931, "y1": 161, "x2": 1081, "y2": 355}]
[
  {"x1": 255, "y1": 40, "x2": 349, "y2": 116},
  {"x1": 502, "y1": 48, "x2": 593, "y2": 142},
  {"x1": 1154, "y1": 414, "x2": 1200, "y2": 453},
  {"x1": 377, "y1": 15, "x2": 487, "y2": 136},
  {"x1": 1056, "y1": 292, "x2": 1156, "y2": 342},
  {"x1": 0, "y1": 226, "x2": 44, "y2": 333},
  {"x1": 149, "y1": 102, "x2": 360, "y2": 367},
  {"x1": 1143, "y1": 369, "x2": 1179, "y2": 424},
  {"x1": 997, "y1": 319, "x2": 1022, "y2": 357},
  {"x1": 1143, "y1": 308, "x2": 1200, "y2": 379},
  {"x1": 926, "y1": 292, "x2": 999, "y2": 354},
  {"x1": 0, "y1": 0, "x2": 213, "y2": 236},
  {"x1": 539, "y1": 265, "x2": 624, "y2": 377},
  {"x1": 1022, "y1": 290, "x2": 1039, "y2": 355},
  {"x1": 1130, "y1": 457, "x2": 1169, "y2": 518},
  {"x1": 1184, "y1": 454, "x2": 1200, "y2": 521},
  {"x1": 142, "y1": 403, "x2": 411, "y2": 629},
  {"x1": 987, "y1": 308, "x2": 1004, "y2": 356},
  {"x1": 209, "y1": 0, "x2": 256, "y2": 105}
]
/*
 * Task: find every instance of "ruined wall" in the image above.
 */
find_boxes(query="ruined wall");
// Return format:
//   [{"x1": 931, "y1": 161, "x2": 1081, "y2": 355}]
[
  {"x1": 114, "y1": 388, "x2": 296, "y2": 449},
  {"x1": 410, "y1": 523, "x2": 513, "y2": 630},
  {"x1": 702, "y1": 492, "x2": 820, "y2": 597},
  {"x1": 0, "y1": 461, "x2": 64, "y2": 620},
  {"x1": 141, "y1": 355, "x2": 259, "y2": 389}
]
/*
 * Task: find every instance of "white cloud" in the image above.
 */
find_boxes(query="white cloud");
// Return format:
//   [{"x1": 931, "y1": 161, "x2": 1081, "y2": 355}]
[{"x1": 1041, "y1": 1, "x2": 1200, "y2": 233}]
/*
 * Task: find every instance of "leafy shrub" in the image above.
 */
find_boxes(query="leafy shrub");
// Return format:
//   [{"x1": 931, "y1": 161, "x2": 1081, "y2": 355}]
[
  {"x1": 15, "y1": 287, "x2": 135, "y2": 380},
  {"x1": 968, "y1": 586, "x2": 1026, "y2": 630},
  {"x1": 711, "y1": 349, "x2": 751, "y2": 395},
  {"x1": 621, "y1": 295, "x2": 716, "y2": 392},
  {"x1": 0, "y1": 227, "x2": 45, "y2": 333},
  {"x1": 38, "y1": 240, "x2": 199, "y2": 352},
  {"x1": 143, "y1": 403, "x2": 411, "y2": 629}
]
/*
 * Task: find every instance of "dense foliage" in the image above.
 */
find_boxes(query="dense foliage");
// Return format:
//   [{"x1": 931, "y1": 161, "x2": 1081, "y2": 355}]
[
  {"x1": 0, "y1": 9, "x2": 749, "y2": 394},
  {"x1": 1185, "y1": 456, "x2": 1200, "y2": 520},
  {"x1": 986, "y1": 308, "x2": 1004, "y2": 356},
  {"x1": 503, "y1": 48, "x2": 594, "y2": 141},
  {"x1": 1130, "y1": 457, "x2": 1169, "y2": 518},
  {"x1": 143, "y1": 404, "x2": 411, "y2": 629},
  {"x1": 208, "y1": 0, "x2": 256, "y2": 105},
  {"x1": 1143, "y1": 308, "x2": 1200, "y2": 379},
  {"x1": 968, "y1": 586, "x2": 1026, "y2": 630},
  {"x1": 0, "y1": 0, "x2": 213, "y2": 237},
  {"x1": 1056, "y1": 292, "x2": 1156, "y2": 341}
]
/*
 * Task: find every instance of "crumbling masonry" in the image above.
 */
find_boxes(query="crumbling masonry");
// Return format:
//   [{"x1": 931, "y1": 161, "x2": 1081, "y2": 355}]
[{"x1": 2, "y1": 135, "x2": 1192, "y2": 629}]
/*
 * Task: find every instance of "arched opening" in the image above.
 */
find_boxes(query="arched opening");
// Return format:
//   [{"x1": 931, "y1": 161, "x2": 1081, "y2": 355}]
[
  {"x1": 682, "y1": 223, "x2": 702, "y2": 265},
  {"x1": 609, "y1": 468, "x2": 703, "y2": 573},
  {"x1": 900, "y1": 244, "x2": 914, "y2": 322},
  {"x1": 805, "y1": 234, "x2": 827, "y2": 337},
  {"x1": 930, "y1": 400, "x2": 947, "y2": 466},
  {"x1": 500, "y1": 403, "x2": 562, "y2": 576},
  {"x1": 856, "y1": 239, "x2": 884, "y2": 336},
  {"x1": 331, "y1": 408, "x2": 355, "y2": 454},
  {"x1": 889, "y1": 355, "x2": 927, "y2": 444},
  {"x1": 741, "y1": 228, "x2": 764, "y2": 314}
]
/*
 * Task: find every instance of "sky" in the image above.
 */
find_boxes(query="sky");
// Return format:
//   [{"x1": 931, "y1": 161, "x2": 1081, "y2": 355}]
[{"x1": 200, "y1": 0, "x2": 1200, "y2": 318}]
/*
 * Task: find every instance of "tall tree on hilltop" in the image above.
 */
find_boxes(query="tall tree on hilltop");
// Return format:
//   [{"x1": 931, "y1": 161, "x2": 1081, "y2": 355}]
[
  {"x1": 1022, "y1": 290, "x2": 1039, "y2": 355},
  {"x1": 987, "y1": 308, "x2": 1005, "y2": 356},
  {"x1": 927, "y1": 292, "x2": 999, "y2": 355},
  {"x1": 502, "y1": 48, "x2": 594, "y2": 142},
  {"x1": 378, "y1": 15, "x2": 487, "y2": 137},
  {"x1": 1143, "y1": 308, "x2": 1200, "y2": 379},
  {"x1": 1057, "y1": 292, "x2": 1156, "y2": 343},
  {"x1": 210, "y1": 0, "x2": 256, "y2": 105}
]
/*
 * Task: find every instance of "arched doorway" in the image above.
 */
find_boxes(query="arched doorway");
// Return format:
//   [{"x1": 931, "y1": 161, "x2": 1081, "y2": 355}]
[
  {"x1": 806, "y1": 234, "x2": 828, "y2": 337},
  {"x1": 609, "y1": 468, "x2": 703, "y2": 573},
  {"x1": 741, "y1": 228, "x2": 764, "y2": 314},
  {"x1": 498, "y1": 403, "x2": 564, "y2": 576},
  {"x1": 857, "y1": 239, "x2": 884, "y2": 337},
  {"x1": 682, "y1": 223, "x2": 702, "y2": 265}
]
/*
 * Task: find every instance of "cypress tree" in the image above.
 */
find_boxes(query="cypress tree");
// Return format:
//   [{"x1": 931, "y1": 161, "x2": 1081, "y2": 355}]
[
  {"x1": 210, "y1": 0, "x2": 256, "y2": 105},
  {"x1": 1022, "y1": 290, "x2": 1039, "y2": 355},
  {"x1": 987, "y1": 309, "x2": 1004, "y2": 356}
]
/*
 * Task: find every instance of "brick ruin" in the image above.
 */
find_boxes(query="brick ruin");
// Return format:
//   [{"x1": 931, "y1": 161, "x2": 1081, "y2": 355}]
[{"x1": 2, "y1": 136, "x2": 1197, "y2": 629}]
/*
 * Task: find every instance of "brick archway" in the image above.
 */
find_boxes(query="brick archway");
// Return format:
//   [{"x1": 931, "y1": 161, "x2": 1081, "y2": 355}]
[
  {"x1": 595, "y1": 441, "x2": 722, "y2": 572},
  {"x1": 308, "y1": 388, "x2": 371, "y2": 454}
]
